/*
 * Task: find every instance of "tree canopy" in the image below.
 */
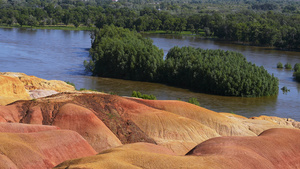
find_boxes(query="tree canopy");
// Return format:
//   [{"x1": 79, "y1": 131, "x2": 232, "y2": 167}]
[
  {"x1": 86, "y1": 25, "x2": 164, "y2": 81},
  {"x1": 162, "y1": 46, "x2": 279, "y2": 97},
  {"x1": 86, "y1": 26, "x2": 279, "y2": 97}
]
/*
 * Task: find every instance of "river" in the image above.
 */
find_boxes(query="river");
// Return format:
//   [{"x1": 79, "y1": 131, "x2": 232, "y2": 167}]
[{"x1": 0, "y1": 28, "x2": 300, "y2": 120}]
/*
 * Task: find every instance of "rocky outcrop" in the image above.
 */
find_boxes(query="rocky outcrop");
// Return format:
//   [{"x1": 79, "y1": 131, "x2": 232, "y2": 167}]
[
  {"x1": 0, "y1": 72, "x2": 75, "y2": 105},
  {"x1": 29, "y1": 89, "x2": 58, "y2": 99},
  {"x1": 0, "y1": 122, "x2": 59, "y2": 133},
  {"x1": 52, "y1": 103, "x2": 122, "y2": 152},
  {"x1": 55, "y1": 128, "x2": 300, "y2": 169},
  {"x1": 0, "y1": 93, "x2": 220, "y2": 155},
  {"x1": 0, "y1": 129, "x2": 96, "y2": 169},
  {"x1": 0, "y1": 75, "x2": 30, "y2": 105},
  {"x1": 250, "y1": 115, "x2": 300, "y2": 128},
  {"x1": 186, "y1": 128, "x2": 300, "y2": 168},
  {"x1": 129, "y1": 99, "x2": 293, "y2": 136},
  {"x1": 0, "y1": 72, "x2": 75, "y2": 92},
  {"x1": 0, "y1": 92, "x2": 298, "y2": 155},
  {"x1": 1, "y1": 73, "x2": 300, "y2": 168}
]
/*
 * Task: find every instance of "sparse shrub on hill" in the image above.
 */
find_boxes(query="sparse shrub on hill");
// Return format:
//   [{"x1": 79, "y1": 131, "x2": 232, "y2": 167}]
[
  {"x1": 65, "y1": 81, "x2": 75, "y2": 87},
  {"x1": 188, "y1": 98, "x2": 200, "y2": 106},
  {"x1": 131, "y1": 91, "x2": 157, "y2": 100}
]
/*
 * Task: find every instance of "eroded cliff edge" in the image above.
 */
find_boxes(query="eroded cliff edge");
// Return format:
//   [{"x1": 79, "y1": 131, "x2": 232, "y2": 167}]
[{"x1": 0, "y1": 72, "x2": 299, "y2": 168}]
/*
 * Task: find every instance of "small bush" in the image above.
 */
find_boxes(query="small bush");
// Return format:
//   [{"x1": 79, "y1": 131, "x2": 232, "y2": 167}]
[
  {"x1": 281, "y1": 86, "x2": 290, "y2": 93},
  {"x1": 284, "y1": 63, "x2": 292, "y2": 69},
  {"x1": 131, "y1": 91, "x2": 157, "y2": 100},
  {"x1": 109, "y1": 91, "x2": 118, "y2": 95},
  {"x1": 188, "y1": 98, "x2": 200, "y2": 106},
  {"x1": 277, "y1": 62, "x2": 283, "y2": 68}
]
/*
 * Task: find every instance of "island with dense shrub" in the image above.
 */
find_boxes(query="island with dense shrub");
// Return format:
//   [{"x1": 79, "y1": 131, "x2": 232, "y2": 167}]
[{"x1": 85, "y1": 25, "x2": 279, "y2": 97}]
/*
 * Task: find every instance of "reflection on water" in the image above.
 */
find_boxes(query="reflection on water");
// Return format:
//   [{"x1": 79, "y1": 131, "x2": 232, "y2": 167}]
[{"x1": 0, "y1": 28, "x2": 300, "y2": 120}]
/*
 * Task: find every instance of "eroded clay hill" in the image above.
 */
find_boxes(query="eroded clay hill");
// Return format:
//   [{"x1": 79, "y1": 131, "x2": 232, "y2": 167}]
[
  {"x1": 0, "y1": 75, "x2": 30, "y2": 105},
  {"x1": 55, "y1": 128, "x2": 300, "y2": 169},
  {"x1": 0, "y1": 123, "x2": 96, "y2": 169},
  {"x1": 1, "y1": 73, "x2": 300, "y2": 169},
  {"x1": 0, "y1": 91, "x2": 298, "y2": 155},
  {"x1": 0, "y1": 72, "x2": 75, "y2": 105}
]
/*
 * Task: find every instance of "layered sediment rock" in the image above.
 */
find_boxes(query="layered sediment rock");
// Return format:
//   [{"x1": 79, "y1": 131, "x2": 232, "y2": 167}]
[
  {"x1": 52, "y1": 103, "x2": 122, "y2": 152},
  {"x1": 0, "y1": 92, "x2": 297, "y2": 155},
  {"x1": 1, "y1": 73, "x2": 300, "y2": 169},
  {"x1": 0, "y1": 75, "x2": 30, "y2": 105},
  {"x1": 55, "y1": 128, "x2": 300, "y2": 169},
  {"x1": 0, "y1": 72, "x2": 75, "y2": 92},
  {"x1": 0, "y1": 128, "x2": 96, "y2": 169},
  {"x1": 0, "y1": 72, "x2": 75, "y2": 105}
]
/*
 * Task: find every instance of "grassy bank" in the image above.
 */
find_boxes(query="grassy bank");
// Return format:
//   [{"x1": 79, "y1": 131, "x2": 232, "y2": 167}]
[
  {"x1": 0, "y1": 24, "x2": 209, "y2": 37},
  {"x1": 0, "y1": 24, "x2": 96, "y2": 31}
]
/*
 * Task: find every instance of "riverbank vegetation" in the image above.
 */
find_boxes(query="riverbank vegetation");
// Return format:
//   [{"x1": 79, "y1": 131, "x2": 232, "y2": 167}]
[
  {"x1": 86, "y1": 25, "x2": 279, "y2": 97},
  {"x1": 277, "y1": 62, "x2": 300, "y2": 82},
  {"x1": 1, "y1": 0, "x2": 300, "y2": 49},
  {"x1": 131, "y1": 91, "x2": 157, "y2": 100}
]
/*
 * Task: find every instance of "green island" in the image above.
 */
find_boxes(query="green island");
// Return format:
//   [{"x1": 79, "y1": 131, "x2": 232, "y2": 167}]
[{"x1": 86, "y1": 25, "x2": 279, "y2": 97}]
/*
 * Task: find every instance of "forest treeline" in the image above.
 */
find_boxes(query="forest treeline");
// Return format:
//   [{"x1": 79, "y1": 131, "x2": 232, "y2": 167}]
[
  {"x1": 86, "y1": 25, "x2": 279, "y2": 97},
  {"x1": 1, "y1": 0, "x2": 300, "y2": 49}
]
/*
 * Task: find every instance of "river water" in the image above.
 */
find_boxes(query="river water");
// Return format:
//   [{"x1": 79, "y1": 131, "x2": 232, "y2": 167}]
[{"x1": 0, "y1": 28, "x2": 300, "y2": 120}]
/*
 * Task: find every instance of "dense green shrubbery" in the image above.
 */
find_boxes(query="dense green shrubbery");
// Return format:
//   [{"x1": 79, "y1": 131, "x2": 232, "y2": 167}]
[
  {"x1": 131, "y1": 91, "x2": 157, "y2": 100},
  {"x1": 162, "y1": 46, "x2": 279, "y2": 97},
  {"x1": 87, "y1": 25, "x2": 279, "y2": 97},
  {"x1": 85, "y1": 25, "x2": 164, "y2": 82}
]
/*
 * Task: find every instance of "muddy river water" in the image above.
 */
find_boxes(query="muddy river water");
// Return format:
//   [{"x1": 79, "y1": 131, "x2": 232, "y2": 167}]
[{"x1": 1, "y1": 28, "x2": 300, "y2": 120}]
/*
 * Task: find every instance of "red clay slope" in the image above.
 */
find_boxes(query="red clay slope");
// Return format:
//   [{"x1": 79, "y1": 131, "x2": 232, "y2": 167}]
[
  {"x1": 0, "y1": 93, "x2": 220, "y2": 154},
  {"x1": 0, "y1": 129, "x2": 96, "y2": 169},
  {"x1": 52, "y1": 103, "x2": 122, "y2": 152},
  {"x1": 0, "y1": 92, "x2": 297, "y2": 155},
  {"x1": 186, "y1": 128, "x2": 300, "y2": 168},
  {"x1": 55, "y1": 128, "x2": 300, "y2": 169},
  {"x1": 0, "y1": 122, "x2": 59, "y2": 133}
]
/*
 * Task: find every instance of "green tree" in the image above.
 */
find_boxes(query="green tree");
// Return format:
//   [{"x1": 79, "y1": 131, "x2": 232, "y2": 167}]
[
  {"x1": 17, "y1": 14, "x2": 28, "y2": 27},
  {"x1": 163, "y1": 46, "x2": 279, "y2": 97},
  {"x1": 87, "y1": 25, "x2": 164, "y2": 82},
  {"x1": 27, "y1": 15, "x2": 37, "y2": 28}
]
